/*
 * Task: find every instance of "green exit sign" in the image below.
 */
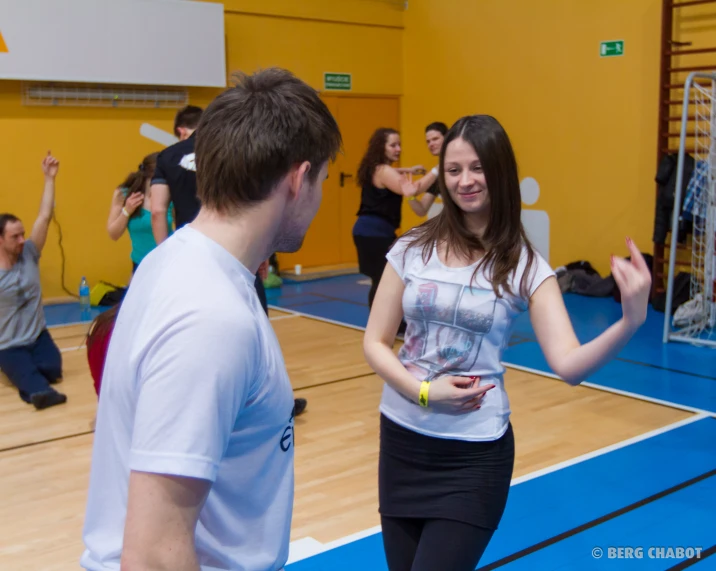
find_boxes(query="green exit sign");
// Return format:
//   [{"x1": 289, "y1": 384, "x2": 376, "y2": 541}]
[
  {"x1": 324, "y1": 72, "x2": 352, "y2": 91},
  {"x1": 600, "y1": 40, "x2": 624, "y2": 57}
]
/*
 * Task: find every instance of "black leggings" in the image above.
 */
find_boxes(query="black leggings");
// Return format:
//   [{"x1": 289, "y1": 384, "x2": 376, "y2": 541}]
[
  {"x1": 381, "y1": 516, "x2": 494, "y2": 571},
  {"x1": 353, "y1": 234, "x2": 396, "y2": 308}
]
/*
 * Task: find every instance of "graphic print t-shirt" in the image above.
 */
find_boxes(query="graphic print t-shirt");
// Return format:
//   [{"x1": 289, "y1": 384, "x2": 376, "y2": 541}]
[{"x1": 383, "y1": 237, "x2": 555, "y2": 441}]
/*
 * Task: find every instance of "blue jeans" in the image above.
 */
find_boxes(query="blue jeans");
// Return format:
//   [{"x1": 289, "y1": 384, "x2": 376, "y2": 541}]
[{"x1": 0, "y1": 329, "x2": 62, "y2": 402}]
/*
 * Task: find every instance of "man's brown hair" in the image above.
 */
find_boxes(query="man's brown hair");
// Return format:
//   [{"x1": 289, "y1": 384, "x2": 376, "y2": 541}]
[
  {"x1": 195, "y1": 68, "x2": 342, "y2": 212},
  {"x1": 173, "y1": 105, "x2": 203, "y2": 137}
]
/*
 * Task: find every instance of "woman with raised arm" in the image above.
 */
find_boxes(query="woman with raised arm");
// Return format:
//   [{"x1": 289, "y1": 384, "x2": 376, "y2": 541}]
[
  {"x1": 353, "y1": 127, "x2": 436, "y2": 311},
  {"x1": 107, "y1": 153, "x2": 173, "y2": 274}
]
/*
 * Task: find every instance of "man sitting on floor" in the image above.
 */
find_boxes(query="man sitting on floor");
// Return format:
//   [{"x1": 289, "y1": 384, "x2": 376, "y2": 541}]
[{"x1": 0, "y1": 152, "x2": 67, "y2": 410}]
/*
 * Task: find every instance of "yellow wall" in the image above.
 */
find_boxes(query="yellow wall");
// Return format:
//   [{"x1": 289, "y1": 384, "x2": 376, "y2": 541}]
[
  {"x1": 6, "y1": 0, "x2": 686, "y2": 296},
  {"x1": 223, "y1": 10, "x2": 403, "y2": 96},
  {"x1": 0, "y1": 1, "x2": 403, "y2": 298},
  {"x1": 0, "y1": 85, "x2": 191, "y2": 298},
  {"x1": 209, "y1": 0, "x2": 404, "y2": 28},
  {"x1": 401, "y1": 0, "x2": 663, "y2": 275}
]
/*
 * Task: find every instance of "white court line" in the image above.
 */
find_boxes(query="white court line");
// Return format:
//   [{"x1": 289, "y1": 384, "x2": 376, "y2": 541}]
[
  {"x1": 61, "y1": 345, "x2": 86, "y2": 353},
  {"x1": 57, "y1": 314, "x2": 297, "y2": 353},
  {"x1": 510, "y1": 412, "x2": 711, "y2": 485},
  {"x1": 48, "y1": 320, "x2": 89, "y2": 330},
  {"x1": 268, "y1": 313, "x2": 300, "y2": 322},
  {"x1": 321, "y1": 525, "x2": 382, "y2": 550},
  {"x1": 267, "y1": 305, "x2": 367, "y2": 333},
  {"x1": 287, "y1": 412, "x2": 712, "y2": 563},
  {"x1": 503, "y1": 361, "x2": 716, "y2": 418},
  {"x1": 286, "y1": 526, "x2": 383, "y2": 564},
  {"x1": 269, "y1": 304, "x2": 714, "y2": 416},
  {"x1": 286, "y1": 537, "x2": 325, "y2": 565}
]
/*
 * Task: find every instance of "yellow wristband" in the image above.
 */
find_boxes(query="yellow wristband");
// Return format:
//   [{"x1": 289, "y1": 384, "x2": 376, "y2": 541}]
[
  {"x1": 408, "y1": 196, "x2": 416, "y2": 201},
  {"x1": 418, "y1": 381, "x2": 430, "y2": 408}
]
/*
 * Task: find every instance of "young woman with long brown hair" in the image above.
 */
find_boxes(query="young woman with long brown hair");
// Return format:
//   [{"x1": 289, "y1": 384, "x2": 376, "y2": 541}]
[
  {"x1": 353, "y1": 128, "x2": 436, "y2": 311},
  {"x1": 363, "y1": 115, "x2": 651, "y2": 570}
]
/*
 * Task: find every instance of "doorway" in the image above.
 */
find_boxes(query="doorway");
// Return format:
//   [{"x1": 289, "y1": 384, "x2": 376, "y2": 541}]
[{"x1": 277, "y1": 95, "x2": 400, "y2": 271}]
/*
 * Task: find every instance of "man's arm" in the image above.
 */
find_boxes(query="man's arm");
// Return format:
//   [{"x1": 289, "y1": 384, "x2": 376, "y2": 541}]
[
  {"x1": 121, "y1": 472, "x2": 210, "y2": 571},
  {"x1": 150, "y1": 153, "x2": 172, "y2": 244},
  {"x1": 150, "y1": 183, "x2": 171, "y2": 244},
  {"x1": 30, "y1": 152, "x2": 59, "y2": 253}
]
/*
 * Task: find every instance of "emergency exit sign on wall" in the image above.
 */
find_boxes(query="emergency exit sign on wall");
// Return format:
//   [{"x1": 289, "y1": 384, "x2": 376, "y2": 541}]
[
  {"x1": 324, "y1": 72, "x2": 352, "y2": 91},
  {"x1": 600, "y1": 40, "x2": 624, "y2": 57}
]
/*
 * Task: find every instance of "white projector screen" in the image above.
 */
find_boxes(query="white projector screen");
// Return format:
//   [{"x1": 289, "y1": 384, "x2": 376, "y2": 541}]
[{"x1": 0, "y1": 0, "x2": 226, "y2": 87}]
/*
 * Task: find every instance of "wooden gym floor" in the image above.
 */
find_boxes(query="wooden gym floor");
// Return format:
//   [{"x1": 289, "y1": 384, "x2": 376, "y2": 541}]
[{"x1": 2, "y1": 305, "x2": 711, "y2": 570}]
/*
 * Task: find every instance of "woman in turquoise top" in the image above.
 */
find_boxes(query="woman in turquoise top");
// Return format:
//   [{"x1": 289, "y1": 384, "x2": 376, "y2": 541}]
[{"x1": 107, "y1": 153, "x2": 174, "y2": 273}]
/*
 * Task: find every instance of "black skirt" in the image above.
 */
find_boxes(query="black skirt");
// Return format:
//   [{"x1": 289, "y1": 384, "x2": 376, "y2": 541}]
[{"x1": 378, "y1": 414, "x2": 515, "y2": 530}]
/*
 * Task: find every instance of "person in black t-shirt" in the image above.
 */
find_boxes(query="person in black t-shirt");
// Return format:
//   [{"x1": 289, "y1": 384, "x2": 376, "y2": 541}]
[
  {"x1": 150, "y1": 105, "x2": 203, "y2": 243},
  {"x1": 407, "y1": 121, "x2": 448, "y2": 219},
  {"x1": 150, "y1": 106, "x2": 307, "y2": 416}
]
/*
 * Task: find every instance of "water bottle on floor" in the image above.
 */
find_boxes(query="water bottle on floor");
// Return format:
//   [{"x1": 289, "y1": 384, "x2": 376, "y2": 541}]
[{"x1": 79, "y1": 276, "x2": 90, "y2": 314}]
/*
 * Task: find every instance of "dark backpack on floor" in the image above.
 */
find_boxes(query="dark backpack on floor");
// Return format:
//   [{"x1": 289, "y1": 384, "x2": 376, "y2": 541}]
[{"x1": 651, "y1": 272, "x2": 691, "y2": 314}]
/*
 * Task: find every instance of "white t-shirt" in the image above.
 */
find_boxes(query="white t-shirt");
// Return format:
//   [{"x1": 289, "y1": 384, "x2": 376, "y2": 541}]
[
  {"x1": 382, "y1": 236, "x2": 555, "y2": 442},
  {"x1": 80, "y1": 226, "x2": 296, "y2": 571}
]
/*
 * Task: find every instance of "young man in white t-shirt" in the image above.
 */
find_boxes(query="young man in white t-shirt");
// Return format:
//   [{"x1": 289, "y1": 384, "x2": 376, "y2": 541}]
[{"x1": 80, "y1": 68, "x2": 342, "y2": 571}]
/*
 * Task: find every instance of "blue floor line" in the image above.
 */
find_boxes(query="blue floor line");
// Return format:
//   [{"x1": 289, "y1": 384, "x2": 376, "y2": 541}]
[
  {"x1": 503, "y1": 342, "x2": 716, "y2": 414},
  {"x1": 287, "y1": 418, "x2": 716, "y2": 571},
  {"x1": 42, "y1": 281, "x2": 716, "y2": 570},
  {"x1": 279, "y1": 300, "x2": 370, "y2": 327},
  {"x1": 265, "y1": 275, "x2": 716, "y2": 413},
  {"x1": 510, "y1": 295, "x2": 716, "y2": 379},
  {"x1": 44, "y1": 303, "x2": 109, "y2": 327},
  {"x1": 689, "y1": 553, "x2": 716, "y2": 570},
  {"x1": 270, "y1": 276, "x2": 716, "y2": 414},
  {"x1": 499, "y1": 474, "x2": 716, "y2": 571},
  {"x1": 47, "y1": 276, "x2": 716, "y2": 413},
  {"x1": 477, "y1": 417, "x2": 716, "y2": 567},
  {"x1": 275, "y1": 276, "x2": 716, "y2": 376}
]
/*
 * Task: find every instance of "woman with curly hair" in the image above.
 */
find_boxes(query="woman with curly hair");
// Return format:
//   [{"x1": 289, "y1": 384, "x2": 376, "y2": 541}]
[{"x1": 353, "y1": 128, "x2": 436, "y2": 310}]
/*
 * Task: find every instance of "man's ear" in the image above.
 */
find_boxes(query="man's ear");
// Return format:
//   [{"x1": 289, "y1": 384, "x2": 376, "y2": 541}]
[{"x1": 287, "y1": 161, "x2": 312, "y2": 199}]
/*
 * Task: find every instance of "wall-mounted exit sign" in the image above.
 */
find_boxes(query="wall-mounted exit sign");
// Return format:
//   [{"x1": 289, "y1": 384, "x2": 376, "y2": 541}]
[
  {"x1": 600, "y1": 40, "x2": 624, "y2": 57},
  {"x1": 324, "y1": 72, "x2": 352, "y2": 91}
]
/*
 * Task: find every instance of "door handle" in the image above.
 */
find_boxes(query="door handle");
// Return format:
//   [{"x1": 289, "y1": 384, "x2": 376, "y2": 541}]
[{"x1": 340, "y1": 172, "x2": 353, "y2": 187}]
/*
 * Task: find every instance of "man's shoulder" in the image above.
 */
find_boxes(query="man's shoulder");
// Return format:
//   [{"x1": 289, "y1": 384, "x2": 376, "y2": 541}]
[
  {"x1": 158, "y1": 138, "x2": 196, "y2": 174},
  {"x1": 136, "y1": 240, "x2": 260, "y2": 328},
  {"x1": 162, "y1": 136, "x2": 195, "y2": 156},
  {"x1": 22, "y1": 240, "x2": 40, "y2": 263}
]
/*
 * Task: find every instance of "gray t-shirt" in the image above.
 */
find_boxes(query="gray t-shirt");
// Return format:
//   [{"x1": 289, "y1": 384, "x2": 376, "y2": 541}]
[
  {"x1": 0, "y1": 240, "x2": 46, "y2": 351},
  {"x1": 382, "y1": 236, "x2": 555, "y2": 442}
]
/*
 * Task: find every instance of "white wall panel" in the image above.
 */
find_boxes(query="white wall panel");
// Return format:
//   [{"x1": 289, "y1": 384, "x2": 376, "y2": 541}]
[{"x1": 0, "y1": 0, "x2": 226, "y2": 87}]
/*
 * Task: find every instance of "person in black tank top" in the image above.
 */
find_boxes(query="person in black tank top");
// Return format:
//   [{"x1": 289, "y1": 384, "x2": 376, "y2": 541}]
[{"x1": 352, "y1": 128, "x2": 437, "y2": 312}]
